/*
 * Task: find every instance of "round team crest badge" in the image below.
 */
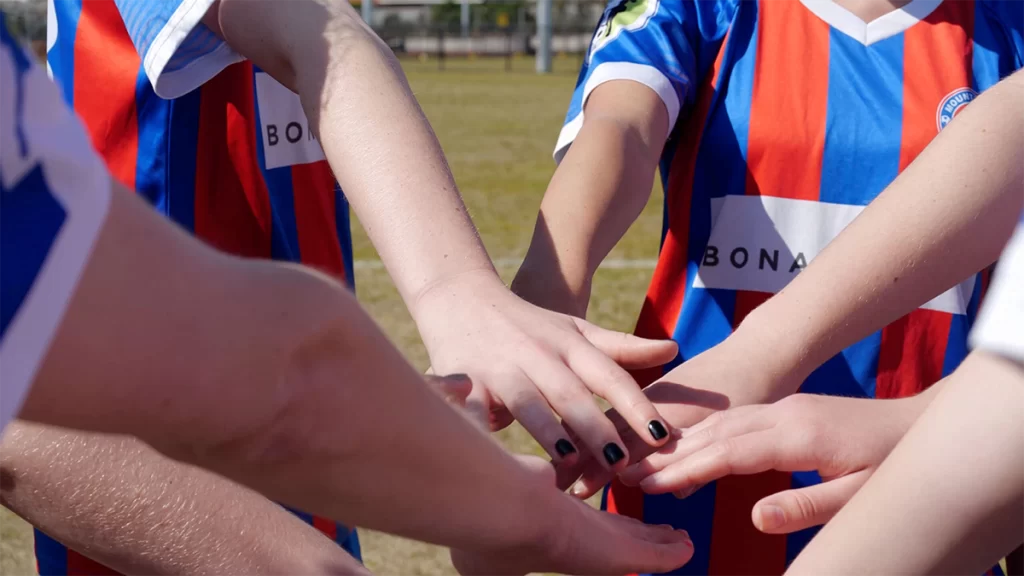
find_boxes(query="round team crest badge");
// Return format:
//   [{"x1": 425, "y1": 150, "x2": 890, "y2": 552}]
[{"x1": 936, "y1": 87, "x2": 978, "y2": 131}]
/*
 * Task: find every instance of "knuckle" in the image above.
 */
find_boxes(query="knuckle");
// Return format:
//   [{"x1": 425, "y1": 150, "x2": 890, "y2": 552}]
[{"x1": 787, "y1": 490, "x2": 821, "y2": 523}]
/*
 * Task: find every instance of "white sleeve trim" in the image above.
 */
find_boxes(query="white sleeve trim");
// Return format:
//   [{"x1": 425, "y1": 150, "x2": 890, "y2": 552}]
[
  {"x1": 553, "y1": 62, "x2": 682, "y2": 163},
  {"x1": 142, "y1": 0, "x2": 243, "y2": 99},
  {"x1": 970, "y1": 227, "x2": 1024, "y2": 364},
  {"x1": 0, "y1": 53, "x2": 112, "y2": 430}
]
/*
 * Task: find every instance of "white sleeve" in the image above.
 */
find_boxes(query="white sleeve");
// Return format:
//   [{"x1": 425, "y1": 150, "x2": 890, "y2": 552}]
[
  {"x1": 970, "y1": 220, "x2": 1024, "y2": 364},
  {"x1": 0, "y1": 27, "x2": 111, "y2": 431},
  {"x1": 111, "y1": 0, "x2": 243, "y2": 98}
]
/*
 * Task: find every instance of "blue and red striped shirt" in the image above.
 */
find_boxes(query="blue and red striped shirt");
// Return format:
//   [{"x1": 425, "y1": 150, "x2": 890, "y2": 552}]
[
  {"x1": 559, "y1": 0, "x2": 1022, "y2": 574},
  {"x1": 41, "y1": 1, "x2": 358, "y2": 572}
]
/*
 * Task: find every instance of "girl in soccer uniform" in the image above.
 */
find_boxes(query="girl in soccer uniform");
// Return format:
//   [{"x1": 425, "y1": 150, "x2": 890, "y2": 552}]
[{"x1": 512, "y1": 0, "x2": 1022, "y2": 573}]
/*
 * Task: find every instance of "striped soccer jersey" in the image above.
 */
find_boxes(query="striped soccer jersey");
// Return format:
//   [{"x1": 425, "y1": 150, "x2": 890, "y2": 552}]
[{"x1": 558, "y1": 0, "x2": 1022, "y2": 573}]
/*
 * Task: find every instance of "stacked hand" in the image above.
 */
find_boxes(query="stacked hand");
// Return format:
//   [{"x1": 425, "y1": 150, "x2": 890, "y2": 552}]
[
  {"x1": 450, "y1": 456, "x2": 694, "y2": 575},
  {"x1": 620, "y1": 393, "x2": 923, "y2": 533},
  {"x1": 427, "y1": 369, "x2": 694, "y2": 575},
  {"x1": 412, "y1": 270, "x2": 678, "y2": 470}
]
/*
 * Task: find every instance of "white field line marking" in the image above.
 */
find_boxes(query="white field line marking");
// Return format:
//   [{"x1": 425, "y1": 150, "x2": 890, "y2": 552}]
[{"x1": 353, "y1": 258, "x2": 658, "y2": 270}]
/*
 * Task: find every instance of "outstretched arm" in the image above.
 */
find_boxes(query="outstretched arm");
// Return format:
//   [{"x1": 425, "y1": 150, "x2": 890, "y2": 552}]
[
  {"x1": 199, "y1": 0, "x2": 676, "y2": 469},
  {"x1": 786, "y1": 351, "x2": 1024, "y2": 576},
  {"x1": 0, "y1": 423, "x2": 366, "y2": 575}
]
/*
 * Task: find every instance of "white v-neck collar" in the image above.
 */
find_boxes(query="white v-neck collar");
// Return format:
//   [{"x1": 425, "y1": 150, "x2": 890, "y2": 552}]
[{"x1": 799, "y1": 0, "x2": 943, "y2": 46}]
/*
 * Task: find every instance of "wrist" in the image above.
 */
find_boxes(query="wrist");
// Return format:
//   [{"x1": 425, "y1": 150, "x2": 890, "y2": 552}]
[
  {"x1": 511, "y1": 258, "x2": 591, "y2": 318},
  {"x1": 729, "y1": 306, "x2": 815, "y2": 400},
  {"x1": 407, "y1": 265, "x2": 503, "y2": 320}
]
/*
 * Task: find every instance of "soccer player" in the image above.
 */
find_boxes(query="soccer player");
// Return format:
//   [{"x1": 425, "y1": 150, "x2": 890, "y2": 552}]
[
  {"x1": 0, "y1": 19, "x2": 695, "y2": 576},
  {"x1": 20, "y1": 0, "x2": 678, "y2": 571},
  {"x1": 508, "y1": 0, "x2": 1023, "y2": 572},
  {"x1": 618, "y1": 61, "x2": 1024, "y2": 573}
]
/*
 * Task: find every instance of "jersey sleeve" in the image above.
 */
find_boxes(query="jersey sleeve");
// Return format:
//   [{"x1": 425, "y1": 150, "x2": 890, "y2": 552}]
[
  {"x1": 0, "y1": 20, "x2": 111, "y2": 431},
  {"x1": 554, "y1": 0, "x2": 735, "y2": 162},
  {"x1": 970, "y1": 215, "x2": 1024, "y2": 365},
  {"x1": 110, "y1": 0, "x2": 243, "y2": 99}
]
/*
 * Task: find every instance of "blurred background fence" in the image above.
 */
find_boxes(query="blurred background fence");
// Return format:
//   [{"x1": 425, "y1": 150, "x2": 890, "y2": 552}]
[{"x1": 1, "y1": 0, "x2": 605, "y2": 74}]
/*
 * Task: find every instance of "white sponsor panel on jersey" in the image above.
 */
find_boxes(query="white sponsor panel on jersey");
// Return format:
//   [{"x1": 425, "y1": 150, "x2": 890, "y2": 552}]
[
  {"x1": 692, "y1": 195, "x2": 975, "y2": 315},
  {"x1": 255, "y1": 72, "x2": 326, "y2": 170}
]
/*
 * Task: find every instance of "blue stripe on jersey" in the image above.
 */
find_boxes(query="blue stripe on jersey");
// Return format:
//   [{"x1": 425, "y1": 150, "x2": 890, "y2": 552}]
[
  {"x1": 46, "y1": 0, "x2": 82, "y2": 107},
  {"x1": 0, "y1": 165, "x2": 66, "y2": 339},
  {"x1": 335, "y1": 189, "x2": 356, "y2": 291},
  {"x1": 34, "y1": 531, "x2": 68, "y2": 576},
  {"x1": 252, "y1": 80, "x2": 301, "y2": 261},
  {"x1": 7, "y1": 29, "x2": 30, "y2": 157},
  {"x1": 785, "y1": 471, "x2": 823, "y2": 565},
  {"x1": 819, "y1": 30, "x2": 904, "y2": 206},
  {"x1": 134, "y1": 65, "x2": 171, "y2": 211},
  {"x1": 806, "y1": 30, "x2": 907, "y2": 401},
  {"x1": 165, "y1": 88, "x2": 201, "y2": 232},
  {"x1": 971, "y1": 14, "x2": 1002, "y2": 93},
  {"x1": 647, "y1": 487, "x2": 718, "y2": 576},
  {"x1": 943, "y1": 312, "x2": 972, "y2": 377}
]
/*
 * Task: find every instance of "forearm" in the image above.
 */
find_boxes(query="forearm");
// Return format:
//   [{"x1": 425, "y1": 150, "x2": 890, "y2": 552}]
[
  {"x1": 512, "y1": 82, "x2": 667, "y2": 317},
  {"x1": 18, "y1": 185, "x2": 551, "y2": 553},
  {"x1": 787, "y1": 352, "x2": 1024, "y2": 575},
  {"x1": 737, "y1": 71, "x2": 1024, "y2": 395},
  {"x1": 0, "y1": 423, "x2": 364, "y2": 575},
  {"x1": 208, "y1": 0, "x2": 496, "y2": 309}
]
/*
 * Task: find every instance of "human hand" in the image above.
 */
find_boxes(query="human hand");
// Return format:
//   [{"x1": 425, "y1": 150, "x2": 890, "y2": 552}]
[
  {"x1": 450, "y1": 456, "x2": 694, "y2": 576},
  {"x1": 553, "y1": 331, "x2": 805, "y2": 499},
  {"x1": 411, "y1": 270, "x2": 678, "y2": 471},
  {"x1": 619, "y1": 393, "x2": 926, "y2": 533}
]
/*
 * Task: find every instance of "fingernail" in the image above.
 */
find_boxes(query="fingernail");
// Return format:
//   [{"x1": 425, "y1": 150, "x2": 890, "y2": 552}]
[
  {"x1": 555, "y1": 439, "x2": 577, "y2": 457},
  {"x1": 648, "y1": 420, "x2": 669, "y2": 441},
  {"x1": 672, "y1": 484, "x2": 700, "y2": 500},
  {"x1": 570, "y1": 482, "x2": 587, "y2": 498},
  {"x1": 758, "y1": 504, "x2": 785, "y2": 531},
  {"x1": 603, "y1": 443, "x2": 625, "y2": 466}
]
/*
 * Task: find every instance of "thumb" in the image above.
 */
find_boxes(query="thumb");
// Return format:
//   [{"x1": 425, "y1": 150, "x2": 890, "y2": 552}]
[
  {"x1": 425, "y1": 373, "x2": 473, "y2": 407},
  {"x1": 752, "y1": 471, "x2": 870, "y2": 534},
  {"x1": 572, "y1": 319, "x2": 679, "y2": 369}
]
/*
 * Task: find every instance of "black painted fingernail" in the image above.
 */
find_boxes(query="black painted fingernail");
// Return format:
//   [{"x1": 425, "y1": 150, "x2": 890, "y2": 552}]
[
  {"x1": 555, "y1": 439, "x2": 577, "y2": 457},
  {"x1": 648, "y1": 420, "x2": 669, "y2": 441},
  {"x1": 603, "y1": 443, "x2": 625, "y2": 466}
]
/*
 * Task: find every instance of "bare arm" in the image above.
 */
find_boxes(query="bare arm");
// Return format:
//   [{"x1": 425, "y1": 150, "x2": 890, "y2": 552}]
[
  {"x1": 731, "y1": 68, "x2": 1024, "y2": 398},
  {"x1": 197, "y1": 0, "x2": 679, "y2": 470},
  {"x1": 786, "y1": 351, "x2": 1024, "y2": 575},
  {"x1": 511, "y1": 80, "x2": 669, "y2": 317},
  {"x1": 14, "y1": 181, "x2": 691, "y2": 575},
  {"x1": 0, "y1": 423, "x2": 366, "y2": 575}
]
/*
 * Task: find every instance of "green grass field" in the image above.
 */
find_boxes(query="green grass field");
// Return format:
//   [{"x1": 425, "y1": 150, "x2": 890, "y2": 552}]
[{"x1": 0, "y1": 55, "x2": 663, "y2": 575}]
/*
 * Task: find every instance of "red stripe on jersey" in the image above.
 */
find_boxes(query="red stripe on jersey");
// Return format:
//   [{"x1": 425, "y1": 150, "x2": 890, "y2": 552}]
[
  {"x1": 708, "y1": 291, "x2": 788, "y2": 575},
  {"x1": 745, "y1": 0, "x2": 829, "y2": 201},
  {"x1": 291, "y1": 162, "x2": 347, "y2": 282},
  {"x1": 877, "y1": 1, "x2": 973, "y2": 399},
  {"x1": 312, "y1": 516, "x2": 339, "y2": 541},
  {"x1": 630, "y1": 31, "x2": 730, "y2": 387},
  {"x1": 898, "y1": 0, "x2": 974, "y2": 169},
  {"x1": 66, "y1": 550, "x2": 116, "y2": 575},
  {"x1": 72, "y1": 0, "x2": 139, "y2": 190},
  {"x1": 194, "y1": 63, "x2": 273, "y2": 257},
  {"x1": 876, "y1": 310, "x2": 953, "y2": 398}
]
